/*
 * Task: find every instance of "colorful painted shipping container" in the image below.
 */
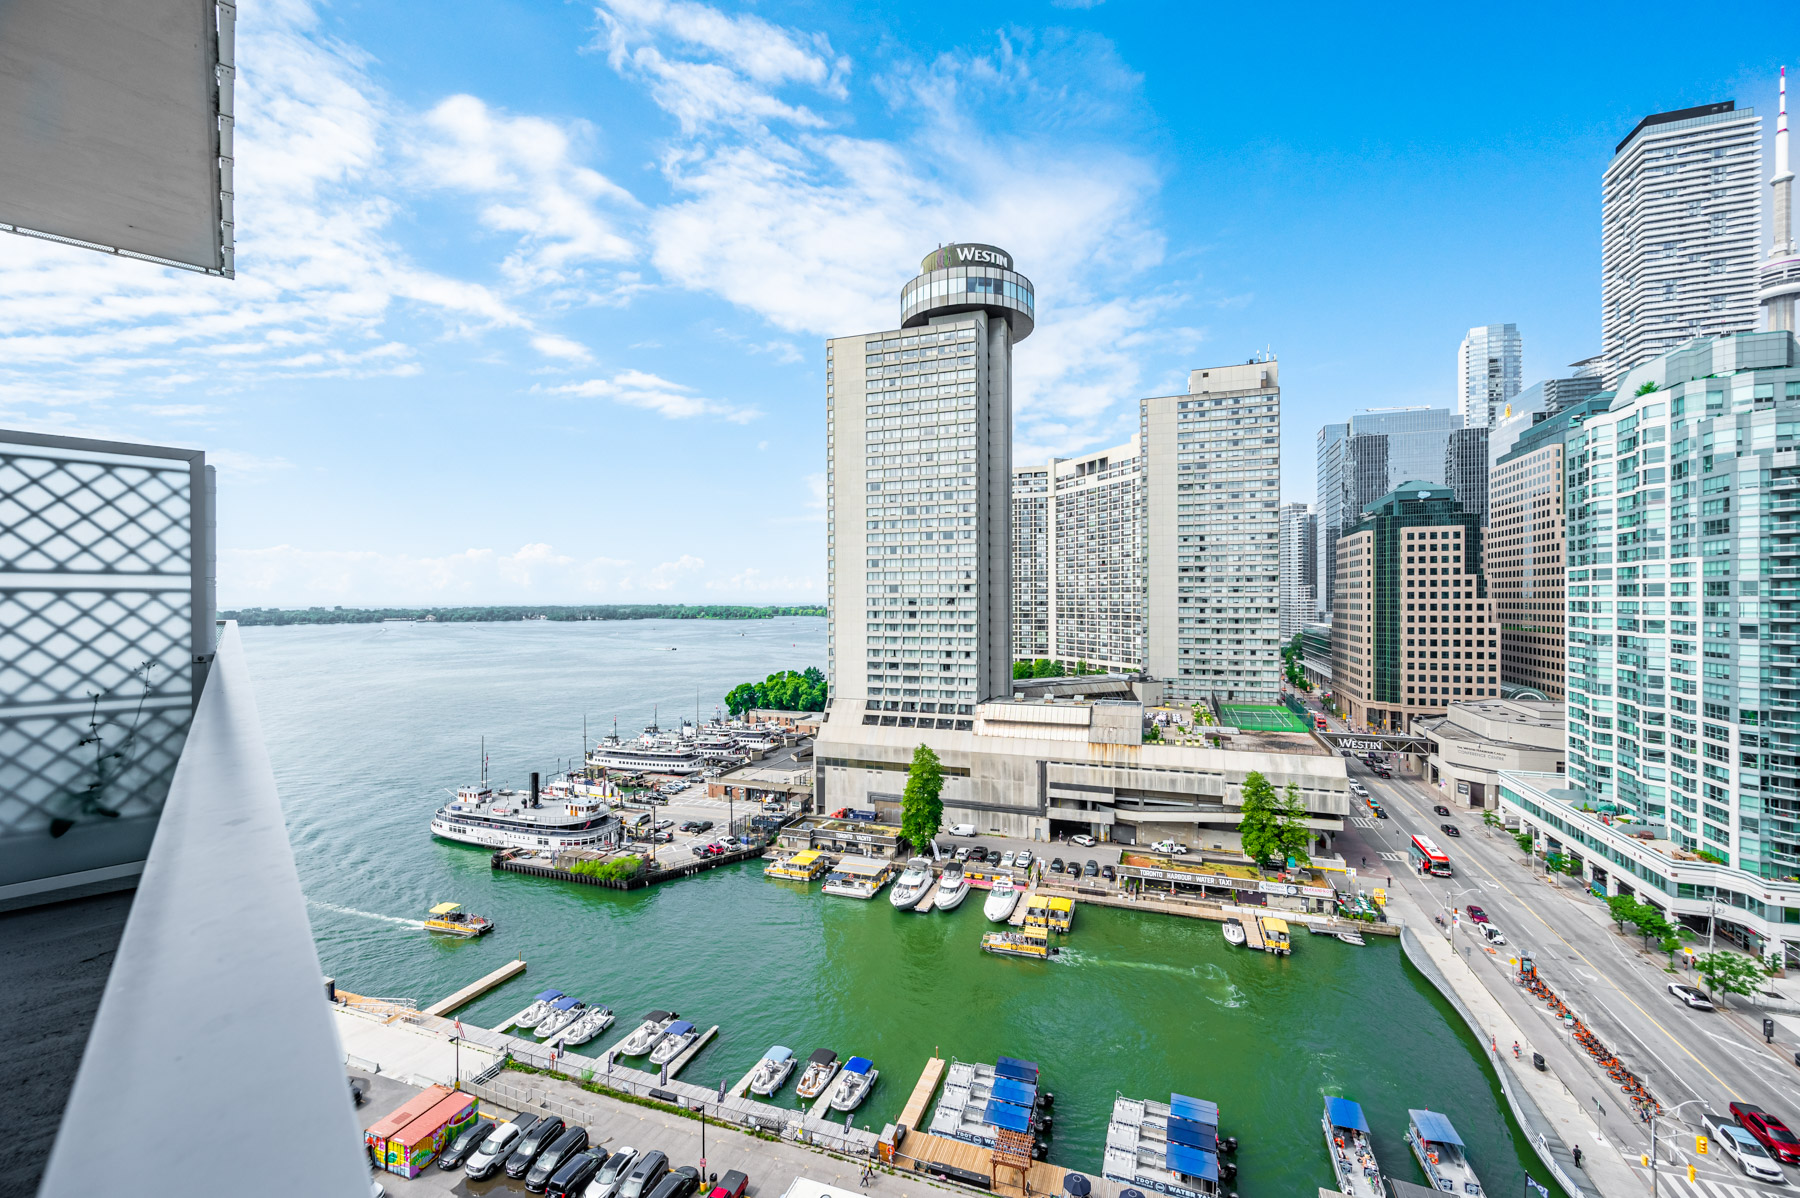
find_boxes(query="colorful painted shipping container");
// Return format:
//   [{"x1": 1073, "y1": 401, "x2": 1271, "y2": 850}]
[{"x1": 364, "y1": 1085, "x2": 480, "y2": 1177}]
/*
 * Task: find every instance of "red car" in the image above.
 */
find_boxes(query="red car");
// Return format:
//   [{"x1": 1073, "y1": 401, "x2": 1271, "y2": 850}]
[
  {"x1": 1465, "y1": 905, "x2": 1488, "y2": 924},
  {"x1": 707, "y1": 1171, "x2": 749, "y2": 1198},
  {"x1": 1730, "y1": 1102, "x2": 1800, "y2": 1165}
]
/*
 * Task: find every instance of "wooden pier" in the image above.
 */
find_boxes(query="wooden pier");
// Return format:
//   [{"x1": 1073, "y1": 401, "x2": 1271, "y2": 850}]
[
  {"x1": 423, "y1": 959, "x2": 526, "y2": 1017},
  {"x1": 915, "y1": 876, "x2": 941, "y2": 911},
  {"x1": 1239, "y1": 916, "x2": 1266, "y2": 951},
  {"x1": 895, "y1": 1128, "x2": 1080, "y2": 1198},
  {"x1": 897, "y1": 1056, "x2": 945, "y2": 1132},
  {"x1": 1008, "y1": 880, "x2": 1037, "y2": 927},
  {"x1": 665, "y1": 1025, "x2": 717, "y2": 1076}
]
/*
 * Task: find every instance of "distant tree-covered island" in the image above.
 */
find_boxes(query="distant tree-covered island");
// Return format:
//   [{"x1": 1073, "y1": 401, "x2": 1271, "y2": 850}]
[{"x1": 223, "y1": 604, "x2": 827, "y2": 625}]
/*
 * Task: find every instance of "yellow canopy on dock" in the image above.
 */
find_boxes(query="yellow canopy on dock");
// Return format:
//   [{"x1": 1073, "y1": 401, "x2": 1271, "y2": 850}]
[{"x1": 428, "y1": 902, "x2": 461, "y2": 915}]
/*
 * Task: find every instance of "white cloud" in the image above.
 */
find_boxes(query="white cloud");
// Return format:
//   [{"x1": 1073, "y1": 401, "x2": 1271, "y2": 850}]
[
  {"x1": 209, "y1": 449, "x2": 296, "y2": 479},
  {"x1": 704, "y1": 567, "x2": 819, "y2": 594},
  {"x1": 549, "y1": 368, "x2": 760, "y2": 423}
]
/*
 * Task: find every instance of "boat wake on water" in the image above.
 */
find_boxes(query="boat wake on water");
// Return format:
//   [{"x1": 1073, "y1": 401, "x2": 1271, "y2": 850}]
[{"x1": 306, "y1": 898, "x2": 427, "y2": 929}]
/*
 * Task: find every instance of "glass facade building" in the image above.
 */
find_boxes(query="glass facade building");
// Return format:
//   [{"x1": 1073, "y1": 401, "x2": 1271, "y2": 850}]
[
  {"x1": 1457, "y1": 323, "x2": 1523, "y2": 430},
  {"x1": 1279, "y1": 502, "x2": 1317, "y2": 642},
  {"x1": 1564, "y1": 331, "x2": 1800, "y2": 881},
  {"x1": 1316, "y1": 407, "x2": 1455, "y2": 617}
]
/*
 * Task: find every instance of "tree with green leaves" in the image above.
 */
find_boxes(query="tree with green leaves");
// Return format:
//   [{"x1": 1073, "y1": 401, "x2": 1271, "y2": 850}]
[
  {"x1": 1512, "y1": 830, "x2": 1536, "y2": 861},
  {"x1": 724, "y1": 668, "x2": 828, "y2": 715},
  {"x1": 1657, "y1": 925, "x2": 1694, "y2": 969},
  {"x1": 1481, "y1": 810, "x2": 1503, "y2": 832},
  {"x1": 1628, "y1": 902, "x2": 1675, "y2": 950},
  {"x1": 1605, "y1": 893, "x2": 1640, "y2": 933},
  {"x1": 1634, "y1": 380, "x2": 1660, "y2": 397},
  {"x1": 1276, "y1": 781, "x2": 1313, "y2": 868},
  {"x1": 900, "y1": 744, "x2": 944, "y2": 850},
  {"x1": 1237, "y1": 771, "x2": 1282, "y2": 867},
  {"x1": 1695, "y1": 950, "x2": 1767, "y2": 1003}
]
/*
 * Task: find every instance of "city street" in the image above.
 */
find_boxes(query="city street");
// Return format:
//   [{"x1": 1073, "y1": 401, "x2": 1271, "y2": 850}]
[{"x1": 1308, "y1": 694, "x2": 1800, "y2": 1198}]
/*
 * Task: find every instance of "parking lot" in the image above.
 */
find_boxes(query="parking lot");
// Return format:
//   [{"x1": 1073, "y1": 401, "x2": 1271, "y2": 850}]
[
  {"x1": 937, "y1": 830, "x2": 1123, "y2": 888},
  {"x1": 614, "y1": 784, "x2": 788, "y2": 867}
]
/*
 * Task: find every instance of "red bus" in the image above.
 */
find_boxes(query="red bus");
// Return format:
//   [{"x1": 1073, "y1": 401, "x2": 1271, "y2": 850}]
[
  {"x1": 1409, "y1": 834, "x2": 1452, "y2": 877},
  {"x1": 1314, "y1": 715, "x2": 1328, "y2": 731}
]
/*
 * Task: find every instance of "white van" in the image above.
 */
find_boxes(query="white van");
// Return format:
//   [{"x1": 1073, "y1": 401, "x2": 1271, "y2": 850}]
[
  {"x1": 1705, "y1": 1113, "x2": 1787, "y2": 1184},
  {"x1": 947, "y1": 823, "x2": 977, "y2": 837}
]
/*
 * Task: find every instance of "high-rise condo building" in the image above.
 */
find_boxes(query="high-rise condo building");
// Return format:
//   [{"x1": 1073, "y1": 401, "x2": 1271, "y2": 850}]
[
  {"x1": 1601, "y1": 101, "x2": 1762, "y2": 379},
  {"x1": 1457, "y1": 324, "x2": 1522, "y2": 430},
  {"x1": 1762, "y1": 68, "x2": 1800, "y2": 333},
  {"x1": 825, "y1": 243, "x2": 1033, "y2": 715},
  {"x1": 1144, "y1": 360, "x2": 1282, "y2": 704},
  {"x1": 1488, "y1": 396, "x2": 1611, "y2": 700},
  {"x1": 1503, "y1": 330, "x2": 1800, "y2": 968},
  {"x1": 1315, "y1": 407, "x2": 1455, "y2": 615},
  {"x1": 1330, "y1": 482, "x2": 1494, "y2": 731},
  {"x1": 1009, "y1": 439, "x2": 1146, "y2": 674},
  {"x1": 1279, "y1": 502, "x2": 1317, "y2": 643},
  {"x1": 1443, "y1": 427, "x2": 1491, "y2": 524}
]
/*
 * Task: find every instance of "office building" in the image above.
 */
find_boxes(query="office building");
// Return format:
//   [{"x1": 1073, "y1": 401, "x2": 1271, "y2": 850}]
[
  {"x1": 1279, "y1": 503, "x2": 1317, "y2": 643},
  {"x1": 1489, "y1": 396, "x2": 1611, "y2": 700},
  {"x1": 1010, "y1": 440, "x2": 1146, "y2": 674},
  {"x1": 1417, "y1": 698, "x2": 1565, "y2": 810},
  {"x1": 1601, "y1": 101, "x2": 1762, "y2": 378},
  {"x1": 1143, "y1": 359, "x2": 1283, "y2": 704},
  {"x1": 1316, "y1": 407, "x2": 1455, "y2": 615},
  {"x1": 1443, "y1": 427, "x2": 1490, "y2": 524},
  {"x1": 1330, "y1": 482, "x2": 1495, "y2": 731},
  {"x1": 1457, "y1": 323, "x2": 1522, "y2": 430},
  {"x1": 825, "y1": 243, "x2": 1033, "y2": 715},
  {"x1": 1012, "y1": 465, "x2": 1050, "y2": 659},
  {"x1": 1299, "y1": 621, "x2": 1333, "y2": 692},
  {"x1": 1557, "y1": 330, "x2": 1800, "y2": 887},
  {"x1": 1762, "y1": 69, "x2": 1800, "y2": 333}
]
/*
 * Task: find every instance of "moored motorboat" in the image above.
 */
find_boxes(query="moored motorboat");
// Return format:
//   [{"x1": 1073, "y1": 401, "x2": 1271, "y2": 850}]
[
  {"x1": 536, "y1": 996, "x2": 586, "y2": 1038},
  {"x1": 933, "y1": 862, "x2": 970, "y2": 911},
  {"x1": 423, "y1": 901, "x2": 495, "y2": 937},
  {"x1": 748, "y1": 1046, "x2": 795, "y2": 1096},
  {"x1": 560, "y1": 1004, "x2": 615, "y2": 1046},
  {"x1": 1323, "y1": 1096, "x2": 1382, "y2": 1198},
  {"x1": 983, "y1": 877, "x2": 1020, "y2": 922},
  {"x1": 514, "y1": 990, "x2": 565, "y2": 1029},
  {"x1": 1336, "y1": 930, "x2": 1366, "y2": 946},
  {"x1": 618, "y1": 1010, "x2": 679, "y2": 1056},
  {"x1": 649, "y1": 1019, "x2": 699, "y2": 1066},
  {"x1": 795, "y1": 1049, "x2": 839, "y2": 1099},
  {"x1": 1257, "y1": 915, "x2": 1292, "y2": 956},
  {"x1": 1222, "y1": 918, "x2": 1247, "y2": 947},
  {"x1": 1406, "y1": 1108, "x2": 1483, "y2": 1196},
  {"x1": 889, "y1": 857, "x2": 932, "y2": 909},
  {"x1": 828, "y1": 1056, "x2": 877, "y2": 1111}
]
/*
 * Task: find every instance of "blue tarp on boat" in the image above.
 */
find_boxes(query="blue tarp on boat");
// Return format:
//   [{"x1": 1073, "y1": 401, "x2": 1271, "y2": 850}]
[
  {"x1": 1164, "y1": 1143, "x2": 1219, "y2": 1182},
  {"x1": 983, "y1": 1100, "x2": 1032, "y2": 1132},
  {"x1": 1325, "y1": 1097, "x2": 1368, "y2": 1133},
  {"x1": 533, "y1": 990, "x2": 564, "y2": 1002},
  {"x1": 766, "y1": 1047, "x2": 793, "y2": 1063},
  {"x1": 1409, "y1": 1109, "x2": 1464, "y2": 1147},
  {"x1": 995, "y1": 1056, "x2": 1039, "y2": 1082},
  {"x1": 1169, "y1": 1094, "x2": 1219, "y2": 1127},
  {"x1": 991, "y1": 1076, "x2": 1037, "y2": 1107},
  {"x1": 844, "y1": 1056, "x2": 873, "y2": 1075},
  {"x1": 1166, "y1": 1117, "x2": 1213, "y2": 1148},
  {"x1": 662, "y1": 1020, "x2": 695, "y2": 1036},
  {"x1": 550, "y1": 996, "x2": 581, "y2": 1010}
]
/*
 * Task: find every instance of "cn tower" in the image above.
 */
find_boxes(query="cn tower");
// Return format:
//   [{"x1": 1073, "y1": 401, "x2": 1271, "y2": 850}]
[{"x1": 1760, "y1": 67, "x2": 1800, "y2": 330}]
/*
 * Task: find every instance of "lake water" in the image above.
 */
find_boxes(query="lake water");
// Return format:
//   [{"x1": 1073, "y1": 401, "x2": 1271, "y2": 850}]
[{"x1": 246, "y1": 619, "x2": 1565, "y2": 1197}]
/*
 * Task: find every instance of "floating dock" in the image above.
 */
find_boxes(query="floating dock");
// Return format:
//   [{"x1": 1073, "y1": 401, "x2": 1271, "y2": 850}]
[
  {"x1": 664, "y1": 1024, "x2": 718, "y2": 1076},
  {"x1": 927, "y1": 1057, "x2": 1045, "y2": 1149},
  {"x1": 915, "y1": 876, "x2": 941, "y2": 910},
  {"x1": 1103, "y1": 1092, "x2": 1234, "y2": 1198},
  {"x1": 1008, "y1": 880, "x2": 1037, "y2": 927},
  {"x1": 898, "y1": 1056, "x2": 946, "y2": 1132},
  {"x1": 422, "y1": 959, "x2": 526, "y2": 1017}
]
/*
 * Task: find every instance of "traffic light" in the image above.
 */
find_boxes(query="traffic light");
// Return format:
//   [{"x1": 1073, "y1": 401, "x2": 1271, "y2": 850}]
[
  {"x1": 1696, "y1": 1135, "x2": 1708, "y2": 1155},
  {"x1": 1688, "y1": 1165, "x2": 1697, "y2": 1183},
  {"x1": 1641, "y1": 1154, "x2": 1649, "y2": 1167}
]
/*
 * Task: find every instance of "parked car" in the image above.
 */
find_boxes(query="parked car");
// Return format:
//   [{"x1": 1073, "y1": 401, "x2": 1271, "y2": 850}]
[
  {"x1": 584, "y1": 1146, "x2": 640, "y2": 1198},
  {"x1": 1049, "y1": 857, "x2": 1065, "y2": 874},
  {"x1": 707, "y1": 1169, "x2": 750, "y2": 1198},
  {"x1": 504, "y1": 1115, "x2": 566, "y2": 1179},
  {"x1": 616, "y1": 1149, "x2": 670, "y2": 1198},
  {"x1": 1070, "y1": 834, "x2": 1097, "y2": 847},
  {"x1": 438, "y1": 1119, "x2": 495, "y2": 1170},
  {"x1": 1101, "y1": 864, "x2": 1116, "y2": 881},
  {"x1": 953, "y1": 846, "x2": 971, "y2": 862},
  {"x1": 547, "y1": 1150, "x2": 607, "y2": 1198},
  {"x1": 968, "y1": 845, "x2": 989, "y2": 863},
  {"x1": 465, "y1": 1121, "x2": 527, "y2": 1181},
  {"x1": 696, "y1": 820, "x2": 714, "y2": 832},
  {"x1": 1348, "y1": 782, "x2": 1368, "y2": 797},
  {"x1": 948, "y1": 822, "x2": 977, "y2": 836},
  {"x1": 646, "y1": 1166, "x2": 703, "y2": 1198},
  {"x1": 1150, "y1": 840, "x2": 1190, "y2": 855},
  {"x1": 1464, "y1": 905, "x2": 1488, "y2": 924},
  {"x1": 1367, "y1": 801, "x2": 1388, "y2": 819},
  {"x1": 999, "y1": 851, "x2": 1017, "y2": 868},
  {"x1": 528, "y1": 1127, "x2": 592, "y2": 1193},
  {"x1": 679, "y1": 821, "x2": 701, "y2": 832},
  {"x1": 1440, "y1": 823, "x2": 1461, "y2": 837},
  {"x1": 1730, "y1": 1102, "x2": 1800, "y2": 1165},
  {"x1": 1433, "y1": 804, "x2": 1451, "y2": 816},
  {"x1": 1667, "y1": 982, "x2": 1714, "y2": 1010},
  {"x1": 1016, "y1": 850, "x2": 1034, "y2": 868},
  {"x1": 1084, "y1": 859, "x2": 1100, "y2": 877},
  {"x1": 1480, "y1": 924, "x2": 1506, "y2": 945},
  {"x1": 1705, "y1": 1112, "x2": 1787, "y2": 1184}
]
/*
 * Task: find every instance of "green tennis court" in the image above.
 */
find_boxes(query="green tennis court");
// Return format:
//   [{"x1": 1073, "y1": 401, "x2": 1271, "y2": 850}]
[{"x1": 1218, "y1": 702, "x2": 1311, "y2": 732}]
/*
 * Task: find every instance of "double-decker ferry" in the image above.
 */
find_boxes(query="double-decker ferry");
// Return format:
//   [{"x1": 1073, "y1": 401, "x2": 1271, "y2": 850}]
[
  {"x1": 430, "y1": 776, "x2": 621, "y2": 851},
  {"x1": 587, "y1": 733, "x2": 706, "y2": 777}
]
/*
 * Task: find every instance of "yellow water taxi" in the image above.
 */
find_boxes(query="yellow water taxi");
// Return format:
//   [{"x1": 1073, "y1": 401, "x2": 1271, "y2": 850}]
[
  {"x1": 1257, "y1": 915, "x2": 1291, "y2": 955},
  {"x1": 424, "y1": 902, "x2": 494, "y2": 937},
  {"x1": 981, "y1": 927, "x2": 1058, "y2": 959},
  {"x1": 765, "y1": 849, "x2": 829, "y2": 881},
  {"x1": 1045, "y1": 895, "x2": 1074, "y2": 933}
]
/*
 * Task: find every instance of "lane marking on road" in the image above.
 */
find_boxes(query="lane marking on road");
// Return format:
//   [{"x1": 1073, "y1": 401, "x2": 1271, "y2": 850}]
[
  {"x1": 1361, "y1": 769, "x2": 1743, "y2": 1104},
  {"x1": 1379, "y1": 851, "x2": 1406, "y2": 863},
  {"x1": 1351, "y1": 817, "x2": 1378, "y2": 829}
]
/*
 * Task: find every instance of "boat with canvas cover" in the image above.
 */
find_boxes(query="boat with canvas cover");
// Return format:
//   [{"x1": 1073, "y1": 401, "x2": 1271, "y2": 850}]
[
  {"x1": 535, "y1": 996, "x2": 586, "y2": 1038},
  {"x1": 933, "y1": 862, "x2": 971, "y2": 910},
  {"x1": 1405, "y1": 1108, "x2": 1483, "y2": 1195},
  {"x1": 423, "y1": 901, "x2": 494, "y2": 937},
  {"x1": 649, "y1": 1020, "x2": 699, "y2": 1066},
  {"x1": 795, "y1": 1049, "x2": 839, "y2": 1099},
  {"x1": 828, "y1": 1056, "x2": 877, "y2": 1111},
  {"x1": 1322, "y1": 1096, "x2": 1382, "y2": 1198},
  {"x1": 748, "y1": 1046, "x2": 795, "y2": 1096},
  {"x1": 889, "y1": 858, "x2": 932, "y2": 908},
  {"x1": 618, "y1": 1010, "x2": 679, "y2": 1055},
  {"x1": 514, "y1": 990, "x2": 565, "y2": 1029}
]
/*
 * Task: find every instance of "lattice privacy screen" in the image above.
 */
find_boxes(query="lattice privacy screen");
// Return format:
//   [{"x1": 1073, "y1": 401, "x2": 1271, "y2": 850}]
[{"x1": 0, "y1": 431, "x2": 213, "y2": 900}]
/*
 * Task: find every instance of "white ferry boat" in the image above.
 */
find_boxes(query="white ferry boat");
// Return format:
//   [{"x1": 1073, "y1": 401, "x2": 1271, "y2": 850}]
[
  {"x1": 430, "y1": 779, "x2": 621, "y2": 852},
  {"x1": 1323, "y1": 1097, "x2": 1382, "y2": 1198},
  {"x1": 587, "y1": 733, "x2": 706, "y2": 777}
]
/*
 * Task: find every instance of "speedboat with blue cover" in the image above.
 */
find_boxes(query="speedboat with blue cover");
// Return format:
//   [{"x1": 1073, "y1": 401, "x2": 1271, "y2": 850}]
[
  {"x1": 1406, "y1": 1108, "x2": 1483, "y2": 1195},
  {"x1": 749, "y1": 1046, "x2": 795, "y2": 1096},
  {"x1": 649, "y1": 1020, "x2": 699, "y2": 1066},
  {"x1": 514, "y1": 990, "x2": 564, "y2": 1029},
  {"x1": 535, "y1": 996, "x2": 586, "y2": 1038},
  {"x1": 829, "y1": 1056, "x2": 877, "y2": 1111},
  {"x1": 1323, "y1": 1096, "x2": 1382, "y2": 1198},
  {"x1": 618, "y1": 1010, "x2": 678, "y2": 1055}
]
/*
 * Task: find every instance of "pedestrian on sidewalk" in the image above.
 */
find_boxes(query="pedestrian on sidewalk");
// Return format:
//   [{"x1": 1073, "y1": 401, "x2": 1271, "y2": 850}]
[{"x1": 1572, "y1": 1146, "x2": 1582, "y2": 1168}]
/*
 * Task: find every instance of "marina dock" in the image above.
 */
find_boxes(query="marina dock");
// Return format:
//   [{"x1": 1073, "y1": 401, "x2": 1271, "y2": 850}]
[
  {"x1": 896, "y1": 1128, "x2": 1081, "y2": 1198},
  {"x1": 915, "y1": 876, "x2": 941, "y2": 910},
  {"x1": 1008, "y1": 879, "x2": 1037, "y2": 926},
  {"x1": 665, "y1": 1024, "x2": 718, "y2": 1076},
  {"x1": 1240, "y1": 916, "x2": 1265, "y2": 951},
  {"x1": 897, "y1": 1056, "x2": 946, "y2": 1131},
  {"x1": 808, "y1": 1071, "x2": 839, "y2": 1117},
  {"x1": 422, "y1": 958, "x2": 526, "y2": 1017}
]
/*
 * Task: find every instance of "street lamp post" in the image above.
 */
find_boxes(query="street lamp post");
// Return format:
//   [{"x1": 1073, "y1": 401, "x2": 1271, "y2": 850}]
[
  {"x1": 1440, "y1": 884, "x2": 1480, "y2": 949},
  {"x1": 1646, "y1": 1097, "x2": 1709, "y2": 1198}
]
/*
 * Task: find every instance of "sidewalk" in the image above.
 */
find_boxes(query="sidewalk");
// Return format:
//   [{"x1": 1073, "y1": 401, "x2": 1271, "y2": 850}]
[{"x1": 1384, "y1": 887, "x2": 1646, "y2": 1198}]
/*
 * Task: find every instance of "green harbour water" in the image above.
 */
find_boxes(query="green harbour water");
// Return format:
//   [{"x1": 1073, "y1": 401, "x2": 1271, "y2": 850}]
[{"x1": 249, "y1": 620, "x2": 1565, "y2": 1197}]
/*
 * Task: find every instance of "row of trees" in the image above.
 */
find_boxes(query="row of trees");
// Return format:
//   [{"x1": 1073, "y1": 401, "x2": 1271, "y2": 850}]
[
  {"x1": 225, "y1": 604, "x2": 827, "y2": 625},
  {"x1": 1239, "y1": 771, "x2": 1313, "y2": 868},
  {"x1": 1281, "y1": 634, "x2": 1312, "y2": 692},
  {"x1": 724, "y1": 668, "x2": 827, "y2": 715},
  {"x1": 1011, "y1": 658, "x2": 1108, "y2": 680}
]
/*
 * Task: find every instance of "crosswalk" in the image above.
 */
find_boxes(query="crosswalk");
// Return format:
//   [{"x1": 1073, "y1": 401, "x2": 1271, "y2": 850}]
[
  {"x1": 1379, "y1": 851, "x2": 1407, "y2": 863},
  {"x1": 1351, "y1": 816, "x2": 1379, "y2": 830},
  {"x1": 1640, "y1": 1166, "x2": 1785, "y2": 1198}
]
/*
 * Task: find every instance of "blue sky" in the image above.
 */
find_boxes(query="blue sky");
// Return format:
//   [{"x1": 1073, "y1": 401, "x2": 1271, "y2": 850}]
[{"x1": 0, "y1": 0, "x2": 1791, "y2": 605}]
